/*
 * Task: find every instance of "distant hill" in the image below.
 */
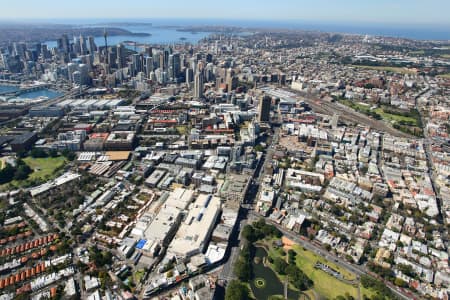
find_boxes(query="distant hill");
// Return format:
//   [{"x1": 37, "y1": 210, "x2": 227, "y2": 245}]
[{"x1": 0, "y1": 23, "x2": 150, "y2": 44}]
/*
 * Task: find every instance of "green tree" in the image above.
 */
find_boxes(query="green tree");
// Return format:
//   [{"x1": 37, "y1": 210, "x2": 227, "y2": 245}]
[
  {"x1": 13, "y1": 164, "x2": 32, "y2": 180},
  {"x1": 225, "y1": 280, "x2": 250, "y2": 300},
  {"x1": 234, "y1": 258, "x2": 251, "y2": 281},
  {"x1": 273, "y1": 257, "x2": 288, "y2": 275},
  {"x1": 0, "y1": 163, "x2": 16, "y2": 184},
  {"x1": 30, "y1": 148, "x2": 48, "y2": 158},
  {"x1": 242, "y1": 224, "x2": 257, "y2": 242}
]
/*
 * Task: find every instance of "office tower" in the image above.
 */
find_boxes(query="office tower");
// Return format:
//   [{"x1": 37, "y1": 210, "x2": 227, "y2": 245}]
[
  {"x1": 132, "y1": 54, "x2": 143, "y2": 75},
  {"x1": 186, "y1": 68, "x2": 194, "y2": 84},
  {"x1": 168, "y1": 53, "x2": 181, "y2": 81},
  {"x1": 226, "y1": 68, "x2": 237, "y2": 93},
  {"x1": 116, "y1": 44, "x2": 126, "y2": 69},
  {"x1": 258, "y1": 95, "x2": 271, "y2": 123},
  {"x1": 56, "y1": 38, "x2": 63, "y2": 51},
  {"x1": 145, "y1": 56, "x2": 153, "y2": 78},
  {"x1": 87, "y1": 36, "x2": 96, "y2": 54},
  {"x1": 168, "y1": 54, "x2": 174, "y2": 79},
  {"x1": 189, "y1": 57, "x2": 198, "y2": 73},
  {"x1": 62, "y1": 34, "x2": 70, "y2": 54},
  {"x1": 159, "y1": 52, "x2": 165, "y2": 71},
  {"x1": 13, "y1": 42, "x2": 26, "y2": 59},
  {"x1": 194, "y1": 71, "x2": 204, "y2": 99},
  {"x1": 79, "y1": 35, "x2": 87, "y2": 55},
  {"x1": 145, "y1": 46, "x2": 153, "y2": 57},
  {"x1": 78, "y1": 64, "x2": 89, "y2": 85},
  {"x1": 72, "y1": 36, "x2": 80, "y2": 54},
  {"x1": 108, "y1": 51, "x2": 117, "y2": 68},
  {"x1": 103, "y1": 29, "x2": 108, "y2": 64},
  {"x1": 67, "y1": 63, "x2": 78, "y2": 83}
]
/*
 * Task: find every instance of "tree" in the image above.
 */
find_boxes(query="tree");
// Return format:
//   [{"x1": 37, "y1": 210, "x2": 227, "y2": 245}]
[
  {"x1": 225, "y1": 280, "x2": 250, "y2": 300},
  {"x1": 0, "y1": 163, "x2": 16, "y2": 184},
  {"x1": 273, "y1": 257, "x2": 288, "y2": 275},
  {"x1": 234, "y1": 258, "x2": 251, "y2": 281},
  {"x1": 30, "y1": 148, "x2": 48, "y2": 158},
  {"x1": 14, "y1": 164, "x2": 32, "y2": 180},
  {"x1": 49, "y1": 149, "x2": 59, "y2": 157},
  {"x1": 242, "y1": 224, "x2": 257, "y2": 242},
  {"x1": 62, "y1": 149, "x2": 76, "y2": 161},
  {"x1": 285, "y1": 264, "x2": 313, "y2": 291},
  {"x1": 394, "y1": 278, "x2": 407, "y2": 288}
]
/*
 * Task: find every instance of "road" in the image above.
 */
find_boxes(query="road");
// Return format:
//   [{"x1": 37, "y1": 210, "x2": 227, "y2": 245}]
[{"x1": 252, "y1": 212, "x2": 417, "y2": 300}]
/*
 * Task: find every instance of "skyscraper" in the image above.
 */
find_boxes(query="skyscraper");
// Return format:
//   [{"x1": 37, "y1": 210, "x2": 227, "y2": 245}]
[
  {"x1": 145, "y1": 57, "x2": 153, "y2": 78},
  {"x1": 258, "y1": 96, "x2": 271, "y2": 123},
  {"x1": 79, "y1": 35, "x2": 87, "y2": 55},
  {"x1": 194, "y1": 71, "x2": 204, "y2": 99},
  {"x1": 61, "y1": 34, "x2": 70, "y2": 54},
  {"x1": 117, "y1": 44, "x2": 126, "y2": 69},
  {"x1": 87, "y1": 36, "x2": 96, "y2": 55}
]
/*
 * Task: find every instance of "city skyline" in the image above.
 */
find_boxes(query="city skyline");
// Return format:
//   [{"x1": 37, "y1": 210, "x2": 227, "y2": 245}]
[{"x1": 1, "y1": 0, "x2": 450, "y2": 26}]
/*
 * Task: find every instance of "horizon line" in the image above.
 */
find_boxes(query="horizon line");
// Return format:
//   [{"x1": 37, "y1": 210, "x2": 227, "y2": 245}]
[{"x1": 1, "y1": 17, "x2": 450, "y2": 28}]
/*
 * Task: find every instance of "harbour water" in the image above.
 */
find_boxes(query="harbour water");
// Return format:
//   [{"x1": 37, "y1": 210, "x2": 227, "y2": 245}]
[
  {"x1": 45, "y1": 25, "x2": 214, "y2": 49},
  {"x1": 0, "y1": 85, "x2": 19, "y2": 94},
  {"x1": 0, "y1": 85, "x2": 62, "y2": 102},
  {"x1": 41, "y1": 18, "x2": 450, "y2": 42}
]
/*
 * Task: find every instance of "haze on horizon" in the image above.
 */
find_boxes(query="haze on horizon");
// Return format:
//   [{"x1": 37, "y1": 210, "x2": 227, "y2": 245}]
[{"x1": 1, "y1": 0, "x2": 449, "y2": 26}]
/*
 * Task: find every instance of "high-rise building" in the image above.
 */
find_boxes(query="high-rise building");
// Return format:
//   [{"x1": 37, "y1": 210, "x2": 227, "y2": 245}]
[
  {"x1": 186, "y1": 68, "x2": 194, "y2": 84},
  {"x1": 145, "y1": 57, "x2": 153, "y2": 78},
  {"x1": 168, "y1": 53, "x2": 181, "y2": 81},
  {"x1": 117, "y1": 44, "x2": 126, "y2": 69},
  {"x1": 87, "y1": 36, "x2": 96, "y2": 55},
  {"x1": 194, "y1": 71, "x2": 204, "y2": 99},
  {"x1": 132, "y1": 54, "x2": 143, "y2": 75},
  {"x1": 79, "y1": 35, "x2": 87, "y2": 55},
  {"x1": 61, "y1": 34, "x2": 70, "y2": 54},
  {"x1": 258, "y1": 96, "x2": 271, "y2": 123}
]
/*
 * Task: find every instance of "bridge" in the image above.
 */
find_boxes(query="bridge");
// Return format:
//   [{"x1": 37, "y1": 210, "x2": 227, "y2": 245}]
[
  {"x1": 0, "y1": 84, "x2": 52, "y2": 97},
  {"x1": 0, "y1": 79, "x2": 21, "y2": 85}
]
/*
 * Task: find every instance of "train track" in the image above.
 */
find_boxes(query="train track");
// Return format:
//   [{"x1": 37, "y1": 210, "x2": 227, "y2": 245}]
[{"x1": 296, "y1": 93, "x2": 415, "y2": 138}]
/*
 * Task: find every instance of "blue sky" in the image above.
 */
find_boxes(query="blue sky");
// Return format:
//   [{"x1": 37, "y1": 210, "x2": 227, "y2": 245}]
[{"x1": 1, "y1": 0, "x2": 450, "y2": 25}]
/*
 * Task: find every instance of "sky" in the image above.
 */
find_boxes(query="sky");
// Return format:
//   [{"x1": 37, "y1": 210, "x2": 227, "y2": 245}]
[{"x1": 1, "y1": 0, "x2": 450, "y2": 26}]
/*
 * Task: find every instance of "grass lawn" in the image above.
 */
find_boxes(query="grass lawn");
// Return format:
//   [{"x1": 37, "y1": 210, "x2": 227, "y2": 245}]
[
  {"x1": 23, "y1": 156, "x2": 67, "y2": 180},
  {"x1": 438, "y1": 73, "x2": 450, "y2": 79},
  {"x1": 261, "y1": 238, "x2": 358, "y2": 300},
  {"x1": 340, "y1": 100, "x2": 420, "y2": 126},
  {"x1": 351, "y1": 65, "x2": 416, "y2": 75},
  {"x1": 291, "y1": 245, "x2": 358, "y2": 299},
  {"x1": 175, "y1": 126, "x2": 189, "y2": 135},
  {"x1": 440, "y1": 54, "x2": 450, "y2": 59},
  {"x1": 303, "y1": 289, "x2": 317, "y2": 300},
  {"x1": 361, "y1": 285, "x2": 380, "y2": 299},
  {"x1": 373, "y1": 108, "x2": 419, "y2": 125}
]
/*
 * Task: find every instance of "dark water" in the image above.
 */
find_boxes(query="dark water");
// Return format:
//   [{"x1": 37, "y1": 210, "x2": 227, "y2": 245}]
[{"x1": 250, "y1": 247, "x2": 299, "y2": 300}]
